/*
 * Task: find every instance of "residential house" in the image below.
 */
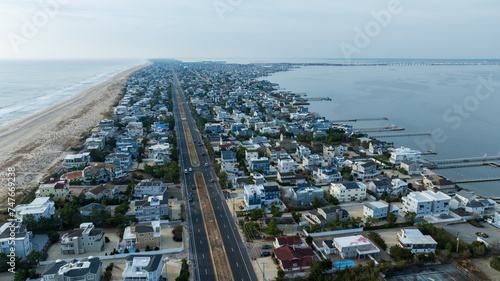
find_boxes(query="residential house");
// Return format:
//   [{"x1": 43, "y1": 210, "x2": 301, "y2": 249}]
[
  {"x1": 368, "y1": 141, "x2": 392, "y2": 155},
  {"x1": 277, "y1": 158, "x2": 299, "y2": 173},
  {"x1": 274, "y1": 235, "x2": 306, "y2": 248},
  {"x1": 400, "y1": 160, "x2": 422, "y2": 175},
  {"x1": 37, "y1": 179, "x2": 70, "y2": 199},
  {"x1": 305, "y1": 206, "x2": 350, "y2": 226},
  {"x1": 14, "y1": 197, "x2": 56, "y2": 222},
  {"x1": 134, "y1": 178, "x2": 165, "y2": 198},
  {"x1": 423, "y1": 175, "x2": 457, "y2": 193},
  {"x1": 303, "y1": 154, "x2": 324, "y2": 169},
  {"x1": 249, "y1": 158, "x2": 270, "y2": 174},
  {"x1": 493, "y1": 212, "x2": 500, "y2": 228},
  {"x1": 243, "y1": 184, "x2": 280, "y2": 209},
  {"x1": 277, "y1": 172, "x2": 307, "y2": 185},
  {"x1": 389, "y1": 147, "x2": 421, "y2": 164},
  {"x1": 352, "y1": 161, "x2": 380, "y2": 181},
  {"x1": 83, "y1": 163, "x2": 124, "y2": 184},
  {"x1": 79, "y1": 203, "x2": 110, "y2": 217},
  {"x1": 221, "y1": 150, "x2": 238, "y2": 173},
  {"x1": 261, "y1": 217, "x2": 296, "y2": 233},
  {"x1": 122, "y1": 255, "x2": 163, "y2": 281},
  {"x1": 296, "y1": 145, "x2": 311, "y2": 159},
  {"x1": 312, "y1": 166, "x2": 342, "y2": 184},
  {"x1": 60, "y1": 223, "x2": 105, "y2": 254},
  {"x1": 397, "y1": 229, "x2": 437, "y2": 253},
  {"x1": 135, "y1": 195, "x2": 169, "y2": 221},
  {"x1": 333, "y1": 235, "x2": 380, "y2": 259},
  {"x1": 0, "y1": 222, "x2": 33, "y2": 259},
  {"x1": 323, "y1": 240, "x2": 336, "y2": 255},
  {"x1": 290, "y1": 184, "x2": 324, "y2": 206},
  {"x1": 63, "y1": 152, "x2": 90, "y2": 171},
  {"x1": 274, "y1": 246, "x2": 317, "y2": 272},
  {"x1": 42, "y1": 257, "x2": 102, "y2": 281},
  {"x1": 330, "y1": 181, "x2": 367, "y2": 203},
  {"x1": 245, "y1": 149, "x2": 259, "y2": 162},
  {"x1": 204, "y1": 122, "x2": 223, "y2": 133},
  {"x1": 148, "y1": 144, "x2": 170, "y2": 165},
  {"x1": 367, "y1": 178, "x2": 408, "y2": 196},
  {"x1": 401, "y1": 190, "x2": 451, "y2": 218},
  {"x1": 85, "y1": 184, "x2": 118, "y2": 200},
  {"x1": 126, "y1": 121, "x2": 144, "y2": 137},
  {"x1": 123, "y1": 221, "x2": 161, "y2": 250},
  {"x1": 267, "y1": 146, "x2": 288, "y2": 162},
  {"x1": 450, "y1": 190, "x2": 495, "y2": 216},
  {"x1": 363, "y1": 201, "x2": 399, "y2": 219},
  {"x1": 323, "y1": 145, "x2": 347, "y2": 159},
  {"x1": 106, "y1": 153, "x2": 133, "y2": 169}
]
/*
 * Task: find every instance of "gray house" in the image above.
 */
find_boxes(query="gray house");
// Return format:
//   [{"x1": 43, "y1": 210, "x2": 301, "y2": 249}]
[
  {"x1": 135, "y1": 195, "x2": 169, "y2": 221},
  {"x1": 42, "y1": 257, "x2": 102, "y2": 281}
]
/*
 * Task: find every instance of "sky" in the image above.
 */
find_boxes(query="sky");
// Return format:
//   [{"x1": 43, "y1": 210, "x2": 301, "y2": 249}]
[{"x1": 1, "y1": 0, "x2": 499, "y2": 60}]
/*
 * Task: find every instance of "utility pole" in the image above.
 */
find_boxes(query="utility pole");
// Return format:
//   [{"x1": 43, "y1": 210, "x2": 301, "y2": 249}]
[
  {"x1": 456, "y1": 231, "x2": 460, "y2": 253},
  {"x1": 261, "y1": 262, "x2": 267, "y2": 281}
]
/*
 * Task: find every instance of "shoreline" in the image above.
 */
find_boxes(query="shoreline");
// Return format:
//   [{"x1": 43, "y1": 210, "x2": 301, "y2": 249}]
[{"x1": 0, "y1": 61, "x2": 153, "y2": 207}]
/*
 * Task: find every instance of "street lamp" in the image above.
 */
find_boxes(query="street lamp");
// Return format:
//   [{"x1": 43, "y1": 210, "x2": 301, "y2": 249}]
[{"x1": 456, "y1": 231, "x2": 460, "y2": 253}]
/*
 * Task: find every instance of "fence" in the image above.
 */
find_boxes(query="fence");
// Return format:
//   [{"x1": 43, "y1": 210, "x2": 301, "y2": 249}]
[{"x1": 303, "y1": 227, "x2": 364, "y2": 237}]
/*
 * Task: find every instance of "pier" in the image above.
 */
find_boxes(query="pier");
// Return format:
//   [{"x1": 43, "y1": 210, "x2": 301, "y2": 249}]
[
  {"x1": 370, "y1": 132, "x2": 432, "y2": 138},
  {"x1": 330, "y1": 117, "x2": 388, "y2": 123},
  {"x1": 429, "y1": 155, "x2": 500, "y2": 165},
  {"x1": 455, "y1": 177, "x2": 500, "y2": 184},
  {"x1": 432, "y1": 162, "x2": 494, "y2": 170},
  {"x1": 356, "y1": 126, "x2": 405, "y2": 133},
  {"x1": 307, "y1": 97, "x2": 332, "y2": 101}
]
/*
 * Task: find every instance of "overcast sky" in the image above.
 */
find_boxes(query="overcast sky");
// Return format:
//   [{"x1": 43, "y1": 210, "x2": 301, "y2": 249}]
[{"x1": 1, "y1": 0, "x2": 499, "y2": 60}]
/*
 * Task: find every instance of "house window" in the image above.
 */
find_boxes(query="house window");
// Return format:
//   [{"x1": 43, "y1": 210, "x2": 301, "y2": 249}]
[{"x1": 87, "y1": 275, "x2": 94, "y2": 280}]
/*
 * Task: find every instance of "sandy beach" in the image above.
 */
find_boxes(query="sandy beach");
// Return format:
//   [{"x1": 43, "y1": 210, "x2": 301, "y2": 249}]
[{"x1": 0, "y1": 61, "x2": 152, "y2": 207}]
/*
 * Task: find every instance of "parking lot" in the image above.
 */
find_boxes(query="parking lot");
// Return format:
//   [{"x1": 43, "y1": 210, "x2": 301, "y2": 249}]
[{"x1": 443, "y1": 221, "x2": 500, "y2": 249}]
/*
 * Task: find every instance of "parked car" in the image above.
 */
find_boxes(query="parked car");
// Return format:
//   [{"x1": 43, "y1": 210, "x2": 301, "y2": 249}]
[
  {"x1": 261, "y1": 245, "x2": 272, "y2": 249},
  {"x1": 260, "y1": 252, "x2": 271, "y2": 257}
]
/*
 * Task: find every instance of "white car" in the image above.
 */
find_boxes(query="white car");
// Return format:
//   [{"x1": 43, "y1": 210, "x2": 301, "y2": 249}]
[
  {"x1": 188, "y1": 167, "x2": 192, "y2": 172},
  {"x1": 205, "y1": 163, "x2": 209, "y2": 167}
]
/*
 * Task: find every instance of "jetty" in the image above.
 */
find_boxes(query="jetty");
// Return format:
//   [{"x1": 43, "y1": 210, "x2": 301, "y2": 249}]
[
  {"x1": 429, "y1": 155, "x2": 500, "y2": 165},
  {"x1": 432, "y1": 162, "x2": 495, "y2": 170},
  {"x1": 370, "y1": 132, "x2": 432, "y2": 138}
]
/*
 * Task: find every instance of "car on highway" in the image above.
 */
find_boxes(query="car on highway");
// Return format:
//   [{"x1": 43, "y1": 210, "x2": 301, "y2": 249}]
[
  {"x1": 205, "y1": 163, "x2": 208, "y2": 167},
  {"x1": 210, "y1": 179, "x2": 214, "y2": 183},
  {"x1": 188, "y1": 167, "x2": 192, "y2": 172},
  {"x1": 260, "y1": 252, "x2": 271, "y2": 257},
  {"x1": 184, "y1": 169, "x2": 188, "y2": 174},
  {"x1": 192, "y1": 184, "x2": 195, "y2": 189},
  {"x1": 188, "y1": 193, "x2": 193, "y2": 202},
  {"x1": 261, "y1": 245, "x2": 272, "y2": 249}
]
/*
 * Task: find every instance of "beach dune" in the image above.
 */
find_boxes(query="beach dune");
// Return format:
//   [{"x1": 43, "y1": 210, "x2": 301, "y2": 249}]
[{"x1": 0, "y1": 62, "x2": 152, "y2": 208}]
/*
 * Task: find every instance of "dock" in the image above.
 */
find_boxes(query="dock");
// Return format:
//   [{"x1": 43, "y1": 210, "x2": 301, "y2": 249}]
[
  {"x1": 455, "y1": 177, "x2": 500, "y2": 184},
  {"x1": 429, "y1": 155, "x2": 500, "y2": 165},
  {"x1": 370, "y1": 132, "x2": 432, "y2": 138},
  {"x1": 330, "y1": 117, "x2": 389, "y2": 123},
  {"x1": 432, "y1": 162, "x2": 494, "y2": 170},
  {"x1": 356, "y1": 126, "x2": 405, "y2": 133},
  {"x1": 307, "y1": 97, "x2": 332, "y2": 101}
]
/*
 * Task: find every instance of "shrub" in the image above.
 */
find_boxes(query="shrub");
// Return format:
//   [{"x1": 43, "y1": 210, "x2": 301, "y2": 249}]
[
  {"x1": 173, "y1": 225, "x2": 183, "y2": 242},
  {"x1": 47, "y1": 231, "x2": 60, "y2": 243},
  {"x1": 368, "y1": 231, "x2": 387, "y2": 251},
  {"x1": 491, "y1": 256, "x2": 500, "y2": 272},
  {"x1": 105, "y1": 236, "x2": 110, "y2": 243}
]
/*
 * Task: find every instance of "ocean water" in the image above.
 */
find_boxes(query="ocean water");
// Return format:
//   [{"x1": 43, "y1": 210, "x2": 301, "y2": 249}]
[
  {"x1": 0, "y1": 59, "x2": 146, "y2": 127},
  {"x1": 262, "y1": 64, "x2": 500, "y2": 197}
]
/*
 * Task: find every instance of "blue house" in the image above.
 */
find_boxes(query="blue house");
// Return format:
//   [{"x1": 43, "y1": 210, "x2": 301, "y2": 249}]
[{"x1": 249, "y1": 158, "x2": 270, "y2": 174}]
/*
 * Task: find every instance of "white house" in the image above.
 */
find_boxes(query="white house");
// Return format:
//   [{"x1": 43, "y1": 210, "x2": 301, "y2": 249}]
[
  {"x1": 303, "y1": 154, "x2": 324, "y2": 169},
  {"x1": 401, "y1": 190, "x2": 451, "y2": 218},
  {"x1": 134, "y1": 179, "x2": 165, "y2": 198},
  {"x1": 397, "y1": 229, "x2": 437, "y2": 253},
  {"x1": 352, "y1": 161, "x2": 380, "y2": 180},
  {"x1": 245, "y1": 149, "x2": 259, "y2": 162},
  {"x1": 313, "y1": 167, "x2": 342, "y2": 184},
  {"x1": 122, "y1": 255, "x2": 163, "y2": 281},
  {"x1": 14, "y1": 197, "x2": 56, "y2": 222},
  {"x1": 0, "y1": 222, "x2": 33, "y2": 259},
  {"x1": 296, "y1": 145, "x2": 311, "y2": 159},
  {"x1": 323, "y1": 145, "x2": 348, "y2": 159},
  {"x1": 389, "y1": 147, "x2": 421, "y2": 164},
  {"x1": 277, "y1": 158, "x2": 299, "y2": 173},
  {"x1": 63, "y1": 152, "x2": 90, "y2": 170},
  {"x1": 363, "y1": 201, "x2": 399, "y2": 219},
  {"x1": 126, "y1": 122, "x2": 144, "y2": 137},
  {"x1": 333, "y1": 235, "x2": 380, "y2": 259},
  {"x1": 330, "y1": 181, "x2": 367, "y2": 203}
]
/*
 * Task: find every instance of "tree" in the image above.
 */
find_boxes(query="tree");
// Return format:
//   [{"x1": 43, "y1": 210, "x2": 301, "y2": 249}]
[
  {"x1": 176, "y1": 258, "x2": 190, "y2": 281},
  {"x1": 386, "y1": 212, "x2": 397, "y2": 227},
  {"x1": 309, "y1": 224, "x2": 322, "y2": 233},
  {"x1": 172, "y1": 225, "x2": 183, "y2": 242},
  {"x1": 248, "y1": 208, "x2": 265, "y2": 221},
  {"x1": 276, "y1": 269, "x2": 286, "y2": 281},
  {"x1": 308, "y1": 259, "x2": 333, "y2": 281},
  {"x1": 305, "y1": 236, "x2": 313, "y2": 244},
  {"x1": 389, "y1": 245, "x2": 414, "y2": 262},
  {"x1": 145, "y1": 245, "x2": 151, "y2": 252},
  {"x1": 368, "y1": 231, "x2": 387, "y2": 251},
  {"x1": 271, "y1": 206, "x2": 282, "y2": 217},
  {"x1": 265, "y1": 220, "x2": 283, "y2": 236},
  {"x1": 364, "y1": 216, "x2": 378, "y2": 228},
  {"x1": 124, "y1": 248, "x2": 129, "y2": 253},
  {"x1": 312, "y1": 196, "x2": 320, "y2": 208},
  {"x1": 291, "y1": 211, "x2": 301, "y2": 223},
  {"x1": 47, "y1": 231, "x2": 60, "y2": 243},
  {"x1": 218, "y1": 171, "x2": 229, "y2": 188},
  {"x1": 404, "y1": 212, "x2": 417, "y2": 224},
  {"x1": 246, "y1": 176, "x2": 255, "y2": 185},
  {"x1": 491, "y1": 256, "x2": 500, "y2": 272}
]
